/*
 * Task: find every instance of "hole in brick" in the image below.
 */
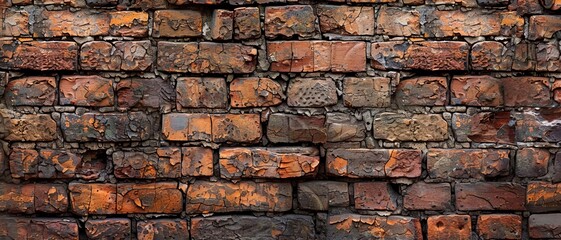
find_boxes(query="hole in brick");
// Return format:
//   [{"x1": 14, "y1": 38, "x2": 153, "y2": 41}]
[
  {"x1": 77, "y1": 150, "x2": 107, "y2": 180},
  {"x1": 436, "y1": 221, "x2": 444, "y2": 228}
]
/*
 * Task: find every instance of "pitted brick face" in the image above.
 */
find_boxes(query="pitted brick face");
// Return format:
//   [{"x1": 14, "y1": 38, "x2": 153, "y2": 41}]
[{"x1": 0, "y1": 1, "x2": 558, "y2": 239}]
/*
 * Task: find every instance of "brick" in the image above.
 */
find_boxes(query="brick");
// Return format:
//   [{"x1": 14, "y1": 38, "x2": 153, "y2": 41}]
[
  {"x1": 529, "y1": 15, "x2": 561, "y2": 40},
  {"x1": 8, "y1": 149, "x2": 39, "y2": 179},
  {"x1": 116, "y1": 77, "x2": 174, "y2": 109},
  {"x1": 59, "y1": 75, "x2": 114, "y2": 107},
  {"x1": 553, "y1": 152, "x2": 561, "y2": 183},
  {"x1": 327, "y1": 149, "x2": 422, "y2": 178},
  {"x1": 452, "y1": 112, "x2": 514, "y2": 143},
  {"x1": 527, "y1": 181, "x2": 561, "y2": 212},
  {"x1": 10, "y1": 149, "x2": 84, "y2": 179},
  {"x1": 456, "y1": 182, "x2": 526, "y2": 211},
  {"x1": 267, "y1": 113, "x2": 327, "y2": 143},
  {"x1": 516, "y1": 148, "x2": 550, "y2": 177},
  {"x1": 287, "y1": 78, "x2": 337, "y2": 107},
  {"x1": 374, "y1": 113, "x2": 448, "y2": 142},
  {"x1": 268, "y1": 41, "x2": 365, "y2": 72},
  {"x1": 423, "y1": 10, "x2": 522, "y2": 37},
  {"x1": 512, "y1": 42, "x2": 537, "y2": 71},
  {"x1": 186, "y1": 181, "x2": 292, "y2": 213},
  {"x1": 514, "y1": 109, "x2": 561, "y2": 142},
  {"x1": 529, "y1": 214, "x2": 561, "y2": 239},
  {"x1": 61, "y1": 112, "x2": 153, "y2": 142},
  {"x1": 156, "y1": 147, "x2": 182, "y2": 178},
  {"x1": 114, "y1": 41, "x2": 154, "y2": 71},
  {"x1": 317, "y1": 5, "x2": 374, "y2": 35},
  {"x1": 176, "y1": 77, "x2": 227, "y2": 109},
  {"x1": 109, "y1": 11, "x2": 148, "y2": 37},
  {"x1": 264, "y1": 5, "x2": 317, "y2": 39},
  {"x1": 69, "y1": 183, "x2": 117, "y2": 215},
  {"x1": 137, "y1": 219, "x2": 189, "y2": 240},
  {"x1": 554, "y1": 80, "x2": 561, "y2": 104},
  {"x1": 0, "y1": 184, "x2": 67, "y2": 214},
  {"x1": 34, "y1": 0, "x2": 85, "y2": 6},
  {"x1": 427, "y1": 149, "x2": 510, "y2": 180},
  {"x1": 211, "y1": 114, "x2": 262, "y2": 143},
  {"x1": 503, "y1": 77, "x2": 551, "y2": 107},
  {"x1": 326, "y1": 113, "x2": 366, "y2": 142},
  {"x1": 0, "y1": 218, "x2": 79, "y2": 240},
  {"x1": 1, "y1": 7, "x2": 29, "y2": 37},
  {"x1": 536, "y1": 41, "x2": 561, "y2": 72},
  {"x1": 234, "y1": 7, "x2": 261, "y2": 39},
  {"x1": 192, "y1": 215, "x2": 315, "y2": 239},
  {"x1": 0, "y1": 41, "x2": 78, "y2": 71},
  {"x1": 376, "y1": 6, "x2": 420, "y2": 36},
  {"x1": 395, "y1": 77, "x2": 447, "y2": 106},
  {"x1": 157, "y1": 42, "x2": 257, "y2": 73},
  {"x1": 477, "y1": 214, "x2": 522, "y2": 240},
  {"x1": 153, "y1": 10, "x2": 202, "y2": 37},
  {"x1": 1, "y1": 111, "x2": 57, "y2": 142},
  {"x1": 4, "y1": 77, "x2": 56, "y2": 106},
  {"x1": 327, "y1": 214, "x2": 422, "y2": 240},
  {"x1": 427, "y1": 215, "x2": 471, "y2": 240},
  {"x1": 354, "y1": 182, "x2": 398, "y2": 211},
  {"x1": 182, "y1": 147, "x2": 213, "y2": 177},
  {"x1": 229, "y1": 77, "x2": 283, "y2": 108},
  {"x1": 32, "y1": 9, "x2": 109, "y2": 37},
  {"x1": 219, "y1": 147, "x2": 319, "y2": 179},
  {"x1": 208, "y1": 9, "x2": 233, "y2": 40},
  {"x1": 342, "y1": 77, "x2": 391, "y2": 107},
  {"x1": 471, "y1": 41, "x2": 513, "y2": 71},
  {"x1": 116, "y1": 182, "x2": 183, "y2": 214},
  {"x1": 371, "y1": 41, "x2": 469, "y2": 71},
  {"x1": 79, "y1": 41, "x2": 120, "y2": 71},
  {"x1": 298, "y1": 181, "x2": 349, "y2": 210},
  {"x1": 450, "y1": 75, "x2": 503, "y2": 106},
  {"x1": 542, "y1": 0, "x2": 561, "y2": 9},
  {"x1": 404, "y1": 182, "x2": 451, "y2": 210},
  {"x1": 112, "y1": 151, "x2": 158, "y2": 179},
  {"x1": 161, "y1": 113, "x2": 212, "y2": 141},
  {"x1": 85, "y1": 219, "x2": 131, "y2": 240}
]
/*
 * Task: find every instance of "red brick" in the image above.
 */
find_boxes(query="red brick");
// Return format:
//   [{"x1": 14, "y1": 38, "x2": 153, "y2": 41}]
[
  {"x1": 427, "y1": 215, "x2": 471, "y2": 240},
  {"x1": 85, "y1": 219, "x2": 131, "y2": 240},
  {"x1": 116, "y1": 182, "x2": 183, "y2": 214},
  {"x1": 61, "y1": 112, "x2": 153, "y2": 142},
  {"x1": 4, "y1": 77, "x2": 56, "y2": 106},
  {"x1": 0, "y1": 41, "x2": 78, "y2": 71},
  {"x1": 404, "y1": 182, "x2": 451, "y2": 210},
  {"x1": 297, "y1": 181, "x2": 349, "y2": 210},
  {"x1": 137, "y1": 219, "x2": 189, "y2": 240},
  {"x1": 456, "y1": 182, "x2": 526, "y2": 211},
  {"x1": 327, "y1": 149, "x2": 422, "y2": 178},
  {"x1": 450, "y1": 75, "x2": 503, "y2": 106},
  {"x1": 192, "y1": 215, "x2": 315, "y2": 239},
  {"x1": 69, "y1": 183, "x2": 117, "y2": 215},
  {"x1": 327, "y1": 214, "x2": 422, "y2": 239},
  {"x1": 153, "y1": 10, "x2": 202, "y2": 37},
  {"x1": 264, "y1": 5, "x2": 317, "y2": 39},
  {"x1": 512, "y1": 42, "x2": 536, "y2": 71},
  {"x1": 287, "y1": 78, "x2": 337, "y2": 107},
  {"x1": 342, "y1": 77, "x2": 391, "y2": 107},
  {"x1": 208, "y1": 9, "x2": 233, "y2": 40},
  {"x1": 115, "y1": 77, "x2": 174, "y2": 109},
  {"x1": 395, "y1": 77, "x2": 447, "y2": 106},
  {"x1": 471, "y1": 41, "x2": 513, "y2": 71},
  {"x1": 516, "y1": 148, "x2": 550, "y2": 177},
  {"x1": 527, "y1": 181, "x2": 561, "y2": 212},
  {"x1": 176, "y1": 77, "x2": 227, "y2": 109},
  {"x1": 373, "y1": 113, "x2": 448, "y2": 142},
  {"x1": 114, "y1": 41, "x2": 154, "y2": 71},
  {"x1": 535, "y1": 41, "x2": 561, "y2": 72},
  {"x1": 427, "y1": 149, "x2": 510, "y2": 180},
  {"x1": 229, "y1": 77, "x2": 283, "y2": 108},
  {"x1": 219, "y1": 147, "x2": 319, "y2": 179},
  {"x1": 317, "y1": 5, "x2": 374, "y2": 35},
  {"x1": 477, "y1": 214, "x2": 522, "y2": 240},
  {"x1": 371, "y1": 41, "x2": 469, "y2": 71},
  {"x1": 234, "y1": 7, "x2": 261, "y2": 39},
  {"x1": 423, "y1": 10, "x2": 522, "y2": 37},
  {"x1": 354, "y1": 182, "x2": 398, "y2": 211},
  {"x1": 186, "y1": 181, "x2": 292, "y2": 213},
  {"x1": 326, "y1": 113, "x2": 366, "y2": 142},
  {"x1": 502, "y1": 77, "x2": 551, "y2": 107},
  {"x1": 182, "y1": 147, "x2": 213, "y2": 177},
  {"x1": 267, "y1": 113, "x2": 327, "y2": 143},
  {"x1": 161, "y1": 113, "x2": 212, "y2": 141},
  {"x1": 109, "y1": 11, "x2": 148, "y2": 37},
  {"x1": 529, "y1": 15, "x2": 561, "y2": 40},
  {"x1": 1, "y1": 8, "x2": 29, "y2": 37},
  {"x1": 34, "y1": 0, "x2": 85, "y2": 6},
  {"x1": 32, "y1": 9, "x2": 109, "y2": 37},
  {"x1": 157, "y1": 42, "x2": 257, "y2": 73},
  {"x1": 331, "y1": 41, "x2": 366, "y2": 72},
  {"x1": 376, "y1": 6, "x2": 420, "y2": 36},
  {"x1": 2, "y1": 111, "x2": 57, "y2": 142},
  {"x1": 59, "y1": 75, "x2": 114, "y2": 107},
  {"x1": 452, "y1": 112, "x2": 514, "y2": 143},
  {"x1": 529, "y1": 214, "x2": 561, "y2": 238}
]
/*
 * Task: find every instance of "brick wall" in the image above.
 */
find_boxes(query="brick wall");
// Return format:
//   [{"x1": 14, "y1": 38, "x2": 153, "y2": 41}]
[{"x1": 0, "y1": 0, "x2": 560, "y2": 239}]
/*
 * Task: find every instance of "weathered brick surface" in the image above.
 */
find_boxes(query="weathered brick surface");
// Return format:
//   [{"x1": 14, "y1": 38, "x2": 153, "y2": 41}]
[
  {"x1": 176, "y1": 77, "x2": 228, "y2": 109},
  {"x1": 116, "y1": 182, "x2": 183, "y2": 214},
  {"x1": 287, "y1": 78, "x2": 337, "y2": 107},
  {"x1": 529, "y1": 214, "x2": 561, "y2": 238},
  {"x1": 229, "y1": 77, "x2": 283, "y2": 107},
  {"x1": 450, "y1": 75, "x2": 503, "y2": 106},
  {"x1": 318, "y1": 5, "x2": 374, "y2": 35},
  {"x1": 403, "y1": 182, "x2": 451, "y2": 210},
  {"x1": 0, "y1": 41, "x2": 78, "y2": 71},
  {"x1": 298, "y1": 181, "x2": 349, "y2": 210},
  {"x1": 428, "y1": 215, "x2": 471, "y2": 240},
  {"x1": 80, "y1": 41, "x2": 154, "y2": 71},
  {"x1": 395, "y1": 77, "x2": 448, "y2": 106},
  {"x1": 477, "y1": 214, "x2": 522, "y2": 240},
  {"x1": 452, "y1": 112, "x2": 515, "y2": 143},
  {"x1": 526, "y1": 181, "x2": 561, "y2": 212},
  {"x1": 354, "y1": 182, "x2": 398, "y2": 210},
  {"x1": 327, "y1": 148, "x2": 422, "y2": 178},
  {"x1": 0, "y1": 218, "x2": 79, "y2": 240},
  {"x1": 59, "y1": 75, "x2": 114, "y2": 107},
  {"x1": 374, "y1": 113, "x2": 448, "y2": 141},
  {"x1": 153, "y1": 10, "x2": 202, "y2": 37},
  {"x1": 427, "y1": 149, "x2": 510, "y2": 180},
  {"x1": 235, "y1": 7, "x2": 261, "y2": 39},
  {"x1": 4, "y1": 77, "x2": 56, "y2": 106},
  {"x1": 1, "y1": 111, "x2": 57, "y2": 141},
  {"x1": 327, "y1": 214, "x2": 422, "y2": 240},
  {"x1": 343, "y1": 77, "x2": 391, "y2": 107},
  {"x1": 137, "y1": 219, "x2": 189, "y2": 240},
  {"x1": 85, "y1": 219, "x2": 131, "y2": 240},
  {"x1": 456, "y1": 182, "x2": 526, "y2": 211},
  {"x1": 267, "y1": 113, "x2": 327, "y2": 143},
  {"x1": 61, "y1": 112, "x2": 153, "y2": 142},
  {"x1": 264, "y1": 5, "x2": 317, "y2": 39}
]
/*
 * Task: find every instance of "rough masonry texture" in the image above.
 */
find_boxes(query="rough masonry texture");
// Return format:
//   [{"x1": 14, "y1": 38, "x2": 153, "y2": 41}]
[{"x1": 0, "y1": 0, "x2": 560, "y2": 239}]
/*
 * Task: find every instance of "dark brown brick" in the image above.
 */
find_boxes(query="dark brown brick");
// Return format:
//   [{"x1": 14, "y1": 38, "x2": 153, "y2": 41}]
[
  {"x1": 208, "y1": 9, "x2": 233, "y2": 40},
  {"x1": 59, "y1": 75, "x2": 114, "y2": 107},
  {"x1": 176, "y1": 77, "x2": 227, "y2": 109},
  {"x1": 527, "y1": 181, "x2": 561, "y2": 212},
  {"x1": 234, "y1": 7, "x2": 261, "y2": 39},
  {"x1": 395, "y1": 77, "x2": 447, "y2": 106},
  {"x1": 85, "y1": 219, "x2": 131, "y2": 240},
  {"x1": 61, "y1": 113, "x2": 153, "y2": 142},
  {"x1": 264, "y1": 5, "x2": 317, "y2": 39},
  {"x1": 514, "y1": 109, "x2": 561, "y2": 142},
  {"x1": 116, "y1": 77, "x2": 174, "y2": 110},
  {"x1": 477, "y1": 214, "x2": 522, "y2": 240},
  {"x1": 354, "y1": 182, "x2": 398, "y2": 211},
  {"x1": 528, "y1": 15, "x2": 561, "y2": 40},
  {"x1": 32, "y1": 9, "x2": 109, "y2": 37},
  {"x1": 4, "y1": 77, "x2": 56, "y2": 106},
  {"x1": 452, "y1": 112, "x2": 515, "y2": 143},
  {"x1": 471, "y1": 41, "x2": 513, "y2": 71},
  {"x1": 267, "y1": 113, "x2": 327, "y2": 143},
  {"x1": 373, "y1": 113, "x2": 448, "y2": 142},
  {"x1": 137, "y1": 219, "x2": 189, "y2": 240},
  {"x1": 182, "y1": 147, "x2": 213, "y2": 177},
  {"x1": 427, "y1": 149, "x2": 510, "y2": 180},
  {"x1": 529, "y1": 214, "x2": 561, "y2": 238},
  {"x1": 342, "y1": 77, "x2": 391, "y2": 107},
  {"x1": 0, "y1": 218, "x2": 79, "y2": 240},
  {"x1": 516, "y1": 148, "x2": 550, "y2": 177},
  {"x1": 456, "y1": 182, "x2": 526, "y2": 211},
  {"x1": 327, "y1": 214, "x2": 422, "y2": 240},
  {"x1": 376, "y1": 6, "x2": 420, "y2": 36},
  {"x1": 0, "y1": 41, "x2": 78, "y2": 71},
  {"x1": 327, "y1": 149, "x2": 422, "y2": 178},
  {"x1": 404, "y1": 182, "x2": 451, "y2": 210},
  {"x1": 297, "y1": 181, "x2": 349, "y2": 210},
  {"x1": 1, "y1": 111, "x2": 57, "y2": 142},
  {"x1": 450, "y1": 75, "x2": 503, "y2": 106}
]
